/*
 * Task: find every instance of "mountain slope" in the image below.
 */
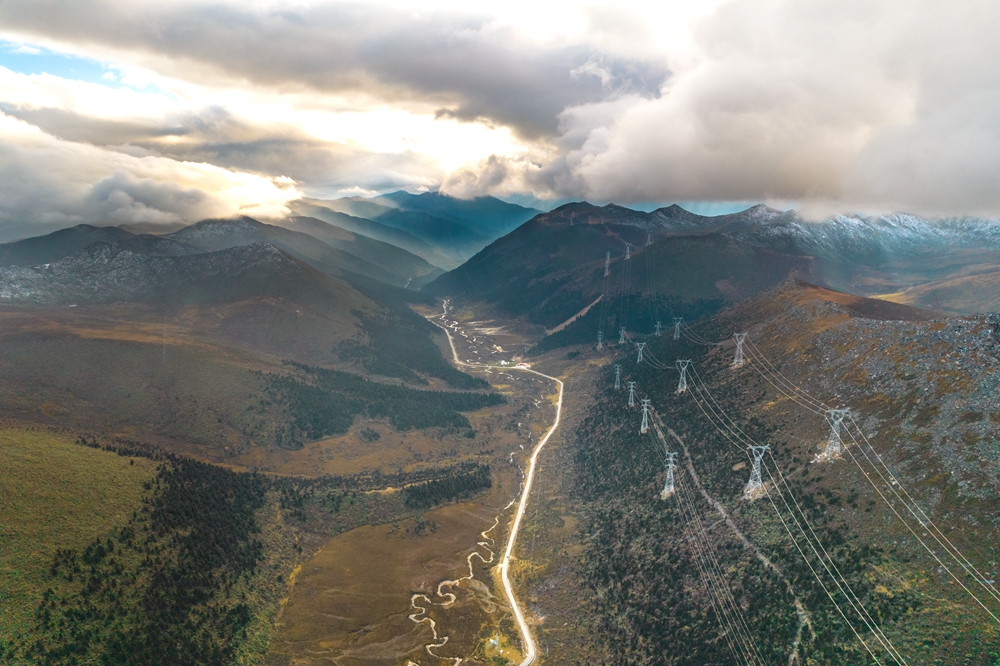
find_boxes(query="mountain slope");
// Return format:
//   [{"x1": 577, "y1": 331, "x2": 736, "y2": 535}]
[
  {"x1": 0, "y1": 224, "x2": 200, "y2": 267},
  {"x1": 545, "y1": 281, "x2": 1000, "y2": 664},
  {"x1": 427, "y1": 202, "x2": 1000, "y2": 340},
  {"x1": 289, "y1": 200, "x2": 452, "y2": 269},
  {"x1": 276, "y1": 215, "x2": 443, "y2": 289},
  {"x1": 0, "y1": 241, "x2": 356, "y2": 306},
  {"x1": 375, "y1": 190, "x2": 540, "y2": 237},
  {"x1": 167, "y1": 216, "x2": 407, "y2": 286},
  {"x1": 0, "y1": 241, "x2": 478, "y2": 389},
  {"x1": 424, "y1": 202, "x2": 807, "y2": 331}
]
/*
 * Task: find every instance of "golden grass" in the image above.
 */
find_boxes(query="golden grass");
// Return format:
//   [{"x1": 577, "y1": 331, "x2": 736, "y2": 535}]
[
  {"x1": 269, "y1": 502, "x2": 499, "y2": 665},
  {"x1": 0, "y1": 428, "x2": 158, "y2": 639}
]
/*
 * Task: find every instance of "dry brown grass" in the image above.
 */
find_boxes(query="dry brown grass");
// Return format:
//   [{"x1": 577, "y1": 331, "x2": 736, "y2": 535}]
[{"x1": 268, "y1": 502, "x2": 502, "y2": 666}]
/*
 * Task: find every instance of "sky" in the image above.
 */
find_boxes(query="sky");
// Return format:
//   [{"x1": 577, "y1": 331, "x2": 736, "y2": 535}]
[{"x1": 0, "y1": 0, "x2": 998, "y2": 239}]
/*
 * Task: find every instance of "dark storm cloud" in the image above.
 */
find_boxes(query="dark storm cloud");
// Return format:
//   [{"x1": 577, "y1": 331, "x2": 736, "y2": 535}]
[{"x1": 0, "y1": 1, "x2": 667, "y2": 140}]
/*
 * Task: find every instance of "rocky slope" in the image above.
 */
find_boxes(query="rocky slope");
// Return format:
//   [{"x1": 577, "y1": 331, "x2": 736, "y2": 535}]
[
  {"x1": 0, "y1": 224, "x2": 200, "y2": 267},
  {"x1": 0, "y1": 242, "x2": 338, "y2": 305},
  {"x1": 538, "y1": 281, "x2": 1000, "y2": 664}
]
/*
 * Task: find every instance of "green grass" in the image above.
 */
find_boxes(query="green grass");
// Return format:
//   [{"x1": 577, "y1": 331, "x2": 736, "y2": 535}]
[{"x1": 0, "y1": 428, "x2": 157, "y2": 639}]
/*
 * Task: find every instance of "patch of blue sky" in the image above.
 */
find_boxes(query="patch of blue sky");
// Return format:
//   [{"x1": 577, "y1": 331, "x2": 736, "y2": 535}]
[
  {"x1": 0, "y1": 39, "x2": 172, "y2": 97},
  {"x1": 630, "y1": 201, "x2": 762, "y2": 215}
]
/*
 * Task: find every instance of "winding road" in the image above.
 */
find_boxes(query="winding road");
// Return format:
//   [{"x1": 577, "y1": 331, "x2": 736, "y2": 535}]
[{"x1": 428, "y1": 302, "x2": 564, "y2": 666}]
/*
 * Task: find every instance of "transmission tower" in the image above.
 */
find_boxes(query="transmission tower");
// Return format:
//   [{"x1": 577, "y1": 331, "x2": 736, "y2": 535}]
[
  {"x1": 661, "y1": 452, "x2": 678, "y2": 499},
  {"x1": 597, "y1": 330, "x2": 603, "y2": 350},
  {"x1": 627, "y1": 381, "x2": 637, "y2": 407},
  {"x1": 675, "y1": 360, "x2": 691, "y2": 394},
  {"x1": 744, "y1": 445, "x2": 769, "y2": 499},
  {"x1": 673, "y1": 317, "x2": 683, "y2": 340},
  {"x1": 636, "y1": 342, "x2": 646, "y2": 363},
  {"x1": 619, "y1": 327, "x2": 626, "y2": 344},
  {"x1": 732, "y1": 333, "x2": 748, "y2": 368},
  {"x1": 640, "y1": 399, "x2": 651, "y2": 433},
  {"x1": 625, "y1": 243, "x2": 632, "y2": 260},
  {"x1": 822, "y1": 408, "x2": 850, "y2": 459},
  {"x1": 604, "y1": 251, "x2": 611, "y2": 277},
  {"x1": 614, "y1": 364, "x2": 621, "y2": 390},
  {"x1": 655, "y1": 321, "x2": 662, "y2": 337}
]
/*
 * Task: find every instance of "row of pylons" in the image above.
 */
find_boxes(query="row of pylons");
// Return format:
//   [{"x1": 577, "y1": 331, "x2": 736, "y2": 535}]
[
  {"x1": 597, "y1": 317, "x2": 679, "y2": 347},
  {"x1": 613, "y1": 331, "x2": 852, "y2": 502}
]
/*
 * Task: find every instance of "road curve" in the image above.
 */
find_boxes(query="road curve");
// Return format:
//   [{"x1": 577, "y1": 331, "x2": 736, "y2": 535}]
[{"x1": 428, "y1": 303, "x2": 563, "y2": 666}]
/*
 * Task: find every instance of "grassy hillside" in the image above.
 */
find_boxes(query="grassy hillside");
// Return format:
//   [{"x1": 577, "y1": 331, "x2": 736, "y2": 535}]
[
  {"x1": 0, "y1": 430, "x2": 497, "y2": 664},
  {"x1": 0, "y1": 429, "x2": 159, "y2": 642},
  {"x1": 0, "y1": 318, "x2": 497, "y2": 456},
  {"x1": 0, "y1": 238, "x2": 479, "y2": 387},
  {"x1": 277, "y1": 216, "x2": 443, "y2": 288},
  {"x1": 562, "y1": 283, "x2": 1000, "y2": 664},
  {"x1": 425, "y1": 215, "x2": 812, "y2": 334}
]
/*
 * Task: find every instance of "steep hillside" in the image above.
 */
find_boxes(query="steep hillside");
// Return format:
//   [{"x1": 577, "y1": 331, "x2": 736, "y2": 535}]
[
  {"x1": 166, "y1": 216, "x2": 406, "y2": 287},
  {"x1": 426, "y1": 203, "x2": 1000, "y2": 346},
  {"x1": 309, "y1": 196, "x2": 491, "y2": 261},
  {"x1": 374, "y1": 190, "x2": 540, "y2": 237},
  {"x1": 0, "y1": 241, "x2": 477, "y2": 388},
  {"x1": 0, "y1": 224, "x2": 199, "y2": 267},
  {"x1": 425, "y1": 202, "x2": 806, "y2": 332},
  {"x1": 289, "y1": 200, "x2": 451, "y2": 269},
  {"x1": 543, "y1": 281, "x2": 1000, "y2": 664},
  {"x1": 276, "y1": 215, "x2": 443, "y2": 288}
]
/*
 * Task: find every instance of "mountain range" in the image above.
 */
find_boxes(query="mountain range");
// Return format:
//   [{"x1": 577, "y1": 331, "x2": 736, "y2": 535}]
[
  {"x1": 292, "y1": 190, "x2": 540, "y2": 269},
  {"x1": 425, "y1": 201, "x2": 1000, "y2": 344}
]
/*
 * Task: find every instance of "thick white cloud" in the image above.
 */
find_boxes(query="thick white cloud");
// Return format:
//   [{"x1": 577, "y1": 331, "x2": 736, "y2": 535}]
[
  {"x1": 538, "y1": 0, "x2": 1000, "y2": 215},
  {"x1": 0, "y1": 112, "x2": 298, "y2": 241},
  {"x1": 0, "y1": 0, "x2": 999, "y2": 222}
]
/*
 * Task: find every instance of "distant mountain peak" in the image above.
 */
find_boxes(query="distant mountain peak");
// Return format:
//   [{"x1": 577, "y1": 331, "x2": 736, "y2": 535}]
[{"x1": 740, "y1": 203, "x2": 787, "y2": 222}]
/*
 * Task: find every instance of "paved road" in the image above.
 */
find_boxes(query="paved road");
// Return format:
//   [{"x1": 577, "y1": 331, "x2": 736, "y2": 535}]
[{"x1": 429, "y1": 303, "x2": 564, "y2": 666}]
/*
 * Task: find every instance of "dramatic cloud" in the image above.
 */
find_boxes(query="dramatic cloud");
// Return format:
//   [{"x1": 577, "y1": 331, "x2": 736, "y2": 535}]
[
  {"x1": 538, "y1": 0, "x2": 1000, "y2": 215},
  {"x1": 0, "y1": 1, "x2": 665, "y2": 140},
  {"x1": 0, "y1": 111, "x2": 298, "y2": 241},
  {"x1": 0, "y1": 0, "x2": 998, "y2": 229}
]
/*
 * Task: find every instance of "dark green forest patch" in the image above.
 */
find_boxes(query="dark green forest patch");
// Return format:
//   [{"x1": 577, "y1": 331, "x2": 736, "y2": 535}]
[
  {"x1": 337, "y1": 306, "x2": 488, "y2": 389},
  {"x1": 404, "y1": 464, "x2": 492, "y2": 509},
  {"x1": 262, "y1": 362, "x2": 505, "y2": 449}
]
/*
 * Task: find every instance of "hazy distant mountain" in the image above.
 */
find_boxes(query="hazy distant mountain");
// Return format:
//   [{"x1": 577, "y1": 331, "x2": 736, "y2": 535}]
[
  {"x1": 0, "y1": 224, "x2": 202, "y2": 268},
  {"x1": 374, "y1": 190, "x2": 540, "y2": 237},
  {"x1": 307, "y1": 196, "x2": 490, "y2": 260},
  {"x1": 294, "y1": 191, "x2": 539, "y2": 269},
  {"x1": 167, "y1": 216, "x2": 408, "y2": 286},
  {"x1": 290, "y1": 200, "x2": 452, "y2": 269},
  {"x1": 276, "y1": 215, "x2": 443, "y2": 289}
]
